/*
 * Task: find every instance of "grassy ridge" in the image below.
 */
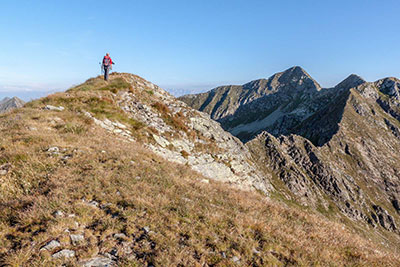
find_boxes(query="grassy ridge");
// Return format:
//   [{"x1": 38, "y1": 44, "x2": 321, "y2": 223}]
[{"x1": 0, "y1": 74, "x2": 399, "y2": 266}]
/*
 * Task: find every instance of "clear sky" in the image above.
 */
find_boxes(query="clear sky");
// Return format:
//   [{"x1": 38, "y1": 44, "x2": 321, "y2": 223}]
[{"x1": 1, "y1": 0, "x2": 400, "y2": 100}]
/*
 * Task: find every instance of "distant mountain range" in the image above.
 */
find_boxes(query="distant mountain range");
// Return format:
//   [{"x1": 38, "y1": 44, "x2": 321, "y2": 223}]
[
  {"x1": 179, "y1": 66, "x2": 370, "y2": 142},
  {"x1": 0, "y1": 96, "x2": 25, "y2": 113}
]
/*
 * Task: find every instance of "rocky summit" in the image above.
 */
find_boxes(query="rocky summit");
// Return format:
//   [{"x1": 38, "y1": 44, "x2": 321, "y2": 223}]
[
  {"x1": 0, "y1": 72, "x2": 400, "y2": 266},
  {"x1": 0, "y1": 96, "x2": 25, "y2": 113}
]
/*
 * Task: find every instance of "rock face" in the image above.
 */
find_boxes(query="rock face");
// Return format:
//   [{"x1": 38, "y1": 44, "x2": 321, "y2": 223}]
[
  {"x1": 182, "y1": 67, "x2": 400, "y2": 235},
  {"x1": 256, "y1": 78, "x2": 400, "y2": 233},
  {"x1": 0, "y1": 97, "x2": 25, "y2": 113},
  {"x1": 52, "y1": 249, "x2": 75, "y2": 258}
]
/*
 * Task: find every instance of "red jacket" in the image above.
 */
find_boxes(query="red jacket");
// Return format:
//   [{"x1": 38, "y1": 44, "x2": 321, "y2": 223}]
[{"x1": 103, "y1": 56, "x2": 113, "y2": 66}]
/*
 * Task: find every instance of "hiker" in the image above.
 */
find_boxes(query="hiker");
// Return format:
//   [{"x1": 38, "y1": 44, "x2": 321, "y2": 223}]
[{"x1": 102, "y1": 53, "x2": 114, "y2": 81}]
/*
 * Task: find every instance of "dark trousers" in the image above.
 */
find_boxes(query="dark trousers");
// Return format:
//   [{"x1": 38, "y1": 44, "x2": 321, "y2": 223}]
[{"x1": 104, "y1": 66, "x2": 110, "y2": 81}]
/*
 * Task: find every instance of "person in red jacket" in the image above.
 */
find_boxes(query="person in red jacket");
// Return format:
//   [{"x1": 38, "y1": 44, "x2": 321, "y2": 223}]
[{"x1": 102, "y1": 53, "x2": 114, "y2": 81}]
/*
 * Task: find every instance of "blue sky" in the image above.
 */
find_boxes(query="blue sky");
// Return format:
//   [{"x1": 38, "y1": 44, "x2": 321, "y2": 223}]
[{"x1": 1, "y1": 0, "x2": 400, "y2": 100}]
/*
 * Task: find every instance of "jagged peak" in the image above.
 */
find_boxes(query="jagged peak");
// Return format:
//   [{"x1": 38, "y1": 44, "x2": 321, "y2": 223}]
[
  {"x1": 0, "y1": 96, "x2": 25, "y2": 113},
  {"x1": 283, "y1": 66, "x2": 310, "y2": 76},
  {"x1": 376, "y1": 76, "x2": 400, "y2": 84},
  {"x1": 375, "y1": 77, "x2": 400, "y2": 99},
  {"x1": 335, "y1": 74, "x2": 366, "y2": 90},
  {"x1": 0, "y1": 96, "x2": 24, "y2": 105},
  {"x1": 272, "y1": 66, "x2": 321, "y2": 91},
  {"x1": 10, "y1": 96, "x2": 24, "y2": 102}
]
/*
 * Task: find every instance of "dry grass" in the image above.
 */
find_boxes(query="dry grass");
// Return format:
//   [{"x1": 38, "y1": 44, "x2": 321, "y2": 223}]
[
  {"x1": 0, "y1": 75, "x2": 399, "y2": 266},
  {"x1": 152, "y1": 102, "x2": 190, "y2": 134},
  {"x1": 68, "y1": 75, "x2": 131, "y2": 94}
]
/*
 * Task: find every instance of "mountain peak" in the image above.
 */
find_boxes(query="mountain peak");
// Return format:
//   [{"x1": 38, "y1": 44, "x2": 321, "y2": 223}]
[
  {"x1": 288, "y1": 65, "x2": 308, "y2": 74},
  {"x1": 275, "y1": 66, "x2": 321, "y2": 91},
  {"x1": 280, "y1": 66, "x2": 311, "y2": 78},
  {"x1": 335, "y1": 74, "x2": 366, "y2": 90},
  {"x1": 375, "y1": 77, "x2": 400, "y2": 99},
  {"x1": 0, "y1": 96, "x2": 25, "y2": 113}
]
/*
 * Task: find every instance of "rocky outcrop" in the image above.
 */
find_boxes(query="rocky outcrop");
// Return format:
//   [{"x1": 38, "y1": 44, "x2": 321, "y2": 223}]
[
  {"x1": 248, "y1": 132, "x2": 371, "y2": 221},
  {"x1": 81, "y1": 73, "x2": 273, "y2": 194}
]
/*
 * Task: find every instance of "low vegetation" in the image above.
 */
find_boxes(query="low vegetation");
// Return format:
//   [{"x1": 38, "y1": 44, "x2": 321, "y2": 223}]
[{"x1": 151, "y1": 102, "x2": 190, "y2": 134}]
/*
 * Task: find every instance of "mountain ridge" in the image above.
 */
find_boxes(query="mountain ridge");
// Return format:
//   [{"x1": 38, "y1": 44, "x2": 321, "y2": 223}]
[
  {"x1": 2, "y1": 73, "x2": 399, "y2": 265},
  {"x1": 179, "y1": 67, "x2": 397, "y2": 142},
  {"x1": 181, "y1": 67, "x2": 400, "y2": 248},
  {"x1": 0, "y1": 96, "x2": 25, "y2": 113}
]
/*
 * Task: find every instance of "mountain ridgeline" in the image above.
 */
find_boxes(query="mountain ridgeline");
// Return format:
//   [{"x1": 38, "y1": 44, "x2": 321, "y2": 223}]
[
  {"x1": 180, "y1": 66, "x2": 400, "y2": 245},
  {"x1": 179, "y1": 66, "x2": 369, "y2": 142},
  {"x1": 0, "y1": 96, "x2": 25, "y2": 113},
  {"x1": 1, "y1": 71, "x2": 400, "y2": 265}
]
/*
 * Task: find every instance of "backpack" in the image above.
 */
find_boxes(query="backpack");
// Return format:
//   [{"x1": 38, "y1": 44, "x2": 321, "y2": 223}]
[{"x1": 103, "y1": 56, "x2": 111, "y2": 66}]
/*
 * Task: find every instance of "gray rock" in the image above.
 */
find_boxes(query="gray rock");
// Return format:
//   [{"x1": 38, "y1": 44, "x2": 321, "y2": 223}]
[
  {"x1": 82, "y1": 199, "x2": 99, "y2": 208},
  {"x1": 47, "y1": 147, "x2": 60, "y2": 154},
  {"x1": 40, "y1": 240, "x2": 61, "y2": 251},
  {"x1": 112, "y1": 121, "x2": 127, "y2": 129},
  {"x1": 231, "y1": 256, "x2": 241, "y2": 263},
  {"x1": 113, "y1": 233, "x2": 127, "y2": 240},
  {"x1": 79, "y1": 256, "x2": 115, "y2": 267},
  {"x1": 0, "y1": 163, "x2": 12, "y2": 176},
  {"x1": 52, "y1": 249, "x2": 75, "y2": 258},
  {"x1": 152, "y1": 134, "x2": 170, "y2": 148},
  {"x1": 89, "y1": 201, "x2": 99, "y2": 207},
  {"x1": 53, "y1": 210, "x2": 64, "y2": 218},
  {"x1": 44, "y1": 105, "x2": 65, "y2": 111}
]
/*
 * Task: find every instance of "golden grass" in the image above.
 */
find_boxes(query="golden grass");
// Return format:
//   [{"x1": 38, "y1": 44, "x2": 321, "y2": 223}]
[
  {"x1": 0, "y1": 75, "x2": 399, "y2": 266},
  {"x1": 152, "y1": 102, "x2": 190, "y2": 134}
]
